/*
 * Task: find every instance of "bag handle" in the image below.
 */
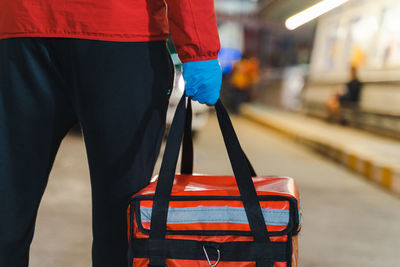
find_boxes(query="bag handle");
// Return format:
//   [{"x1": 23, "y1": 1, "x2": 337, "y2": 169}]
[
  {"x1": 180, "y1": 100, "x2": 257, "y2": 177},
  {"x1": 148, "y1": 95, "x2": 270, "y2": 267},
  {"x1": 180, "y1": 99, "x2": 193, "y2": 174}
]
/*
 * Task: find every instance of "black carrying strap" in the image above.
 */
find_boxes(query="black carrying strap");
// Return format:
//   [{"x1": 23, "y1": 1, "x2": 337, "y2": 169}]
[
  {"x1": 214, "y1": 99, "x2": 269, "y2": 242},
  {"x1": 180, "y1": 99, "x2": 193, "y2": 174},
  {"x1": 148, "y1": 96, "x2": 187, "y2": 266},
  {"x1": 134, "y1": 238, "x2": 286, "y2": 262},
  {"x1": 148, "y1": 96, "x2": 271, "y2": 266},
  {"x1": 180, "y1": 99, "x2": 257, "y2": 177}
]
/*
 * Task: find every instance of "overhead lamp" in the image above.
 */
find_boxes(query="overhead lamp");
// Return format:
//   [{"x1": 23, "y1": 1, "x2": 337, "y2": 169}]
[{"x1": 285, "y1": 0, "x2": 348, "y2": 30}]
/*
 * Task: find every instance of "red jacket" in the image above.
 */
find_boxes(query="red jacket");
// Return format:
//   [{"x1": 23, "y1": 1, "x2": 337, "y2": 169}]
[{"x1": 0, "y1": 0, "x2": 220, "y2": 62}]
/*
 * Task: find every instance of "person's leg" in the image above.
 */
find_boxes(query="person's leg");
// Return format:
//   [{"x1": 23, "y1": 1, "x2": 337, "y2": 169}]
[
  {"x1": 0, "y1": 38, "x2": 77, "y2": 266},
  {"x1": 231, "y1": 88, "x2": 244, "y2": 114},
  {"x1": 66, "y1": 40, "x2": 174, "y2": 267}
]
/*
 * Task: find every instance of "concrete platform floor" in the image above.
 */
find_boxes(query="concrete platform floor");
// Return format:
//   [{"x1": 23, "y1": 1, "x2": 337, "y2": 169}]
[{"x1": 30, "y1": 115, "x2": 400, "y2": 267}]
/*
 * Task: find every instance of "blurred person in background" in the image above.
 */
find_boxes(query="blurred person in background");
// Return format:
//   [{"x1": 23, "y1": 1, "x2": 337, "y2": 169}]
[
  {"x1": 229, "y1": 54, "x2": 260, "y2": 113},
  {"x1": 0, "y1": 1, "x2": 222, "y2": 267},
  {"x1": 326, "y1": 65, "x2": 363, "y2": 123}
]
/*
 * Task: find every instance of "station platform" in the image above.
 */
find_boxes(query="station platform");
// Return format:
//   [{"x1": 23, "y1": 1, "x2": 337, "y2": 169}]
[{"x1": 241, "y1": 104, "x2": 400, "y2": 197}]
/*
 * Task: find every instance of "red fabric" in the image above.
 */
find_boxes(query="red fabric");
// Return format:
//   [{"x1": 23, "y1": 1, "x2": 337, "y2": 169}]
[
  {"x1": 136, "y1": 175, "x2": 300, "y2": 202},
  {"x1": 128, "y1": 174, "x2": 300, "y2": 266},
  {"x1": 0, "y1": 0, "x2": 220, "y2": 62}
]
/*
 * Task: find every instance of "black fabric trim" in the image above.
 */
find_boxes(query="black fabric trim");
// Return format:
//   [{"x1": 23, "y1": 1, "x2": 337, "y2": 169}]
[
  {"x1": 132, "y1": 195, "x2": 299, "y2": 237},
  {"x1": 127, "y1": 203, "x2": 135, "y2": 267},
  {"x1": 286, "y1": 233, "x2": 293, "y2": 267},
  {"x1": 132, "y1": 238, "x2": 289, "y2": 262},
  {"x1": 257, "y1": 261, "x2": 274, "y2": 267}
]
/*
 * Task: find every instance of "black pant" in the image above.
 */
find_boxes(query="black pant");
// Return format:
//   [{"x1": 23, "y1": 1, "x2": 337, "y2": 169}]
[{"x1": 0, "y1": 38, "x2": 174, "y2": 267}]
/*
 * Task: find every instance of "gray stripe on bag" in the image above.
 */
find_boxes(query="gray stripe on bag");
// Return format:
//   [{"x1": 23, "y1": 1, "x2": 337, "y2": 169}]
[{"x1": 140, "y1": 206, "x2": 290, "y2": 226}]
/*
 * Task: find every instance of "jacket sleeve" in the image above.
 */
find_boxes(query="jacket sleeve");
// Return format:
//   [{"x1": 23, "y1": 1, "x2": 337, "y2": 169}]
[{"x1": 165, "y1": 0, "x2": 221, "y2": 63}]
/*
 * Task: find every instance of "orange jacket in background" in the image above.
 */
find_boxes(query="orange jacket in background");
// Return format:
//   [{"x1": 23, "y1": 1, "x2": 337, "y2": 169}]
[
  {"x1": 231, "y1": 58, "x2": 260, "y2": 90},
  {"x1": 0, "y1": 0, "x2": 220, "y2": 62}
]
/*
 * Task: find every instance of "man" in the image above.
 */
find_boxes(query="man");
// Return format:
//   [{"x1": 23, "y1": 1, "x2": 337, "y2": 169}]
[
  {"x1": 230, "y1": 54, "x2": 259, "y2": 113},
  {"x1": 326, "y1": 65, "x2": 362, "y2": 123},
  {"x1": 0, "y1": 1, "x2": 222, "y2": 266},
  {"x1": 339, "y1": 66, "x2": 362, "y2": 105}
]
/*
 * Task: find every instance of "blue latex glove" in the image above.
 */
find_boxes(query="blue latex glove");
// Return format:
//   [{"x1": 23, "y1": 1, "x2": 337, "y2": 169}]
[{"x1": 182, "y1": 59, "x2": 222, "y2": 105}]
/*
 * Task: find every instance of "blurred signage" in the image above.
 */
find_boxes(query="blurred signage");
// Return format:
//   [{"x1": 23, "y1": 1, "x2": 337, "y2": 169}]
[
  {"x1": 310, "y1": 0, "x2": 400, "y2": 82},
  {"x1": 215, "y1": 0, "x2": 258, "y2": 15},
  {"x1": 281, "y1": 65, "x2": 309, "y2": 110},
  {"x1": 219, "y1": 48, "x2": 242, "y2": 74},
  {"x1": 218, "y1": 22, "x2": 244, "y2": 74}
]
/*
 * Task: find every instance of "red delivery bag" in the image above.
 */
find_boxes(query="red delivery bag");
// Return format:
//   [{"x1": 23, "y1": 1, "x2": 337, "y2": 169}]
[{"x1": 127, "y1": 96, "x2": 301, "y2": 267}]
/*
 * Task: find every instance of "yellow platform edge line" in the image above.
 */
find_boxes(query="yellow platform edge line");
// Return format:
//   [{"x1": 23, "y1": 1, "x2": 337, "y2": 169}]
[
  {"x1": 241, "y1": 107, "x2": 398, "y2": 196},
  {"x1": 381, "y1": 167, "x2": 393, "y2": 189}
]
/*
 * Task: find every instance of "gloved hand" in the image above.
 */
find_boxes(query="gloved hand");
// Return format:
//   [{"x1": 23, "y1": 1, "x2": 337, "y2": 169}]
[{"x1": 182, "y1": 59, "x2": 222, "y2": 105}]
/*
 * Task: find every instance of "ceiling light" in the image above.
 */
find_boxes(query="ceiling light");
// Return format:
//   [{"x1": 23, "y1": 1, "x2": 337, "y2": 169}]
[{"x1": 285, "y1": 0, "x2": 348, "y2": 30}]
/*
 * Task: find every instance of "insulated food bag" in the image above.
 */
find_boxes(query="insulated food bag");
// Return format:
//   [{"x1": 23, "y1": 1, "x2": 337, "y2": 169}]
[{"x1": 128, "y1": 96, "x2": 301, "y2": 267}]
